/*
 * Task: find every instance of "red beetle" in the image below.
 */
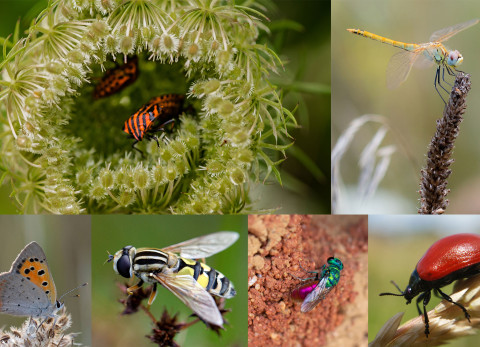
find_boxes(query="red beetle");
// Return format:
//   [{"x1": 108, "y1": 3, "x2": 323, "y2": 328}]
[{"x1": 380, "y1": 233, "x2": 480, "y2": 337}]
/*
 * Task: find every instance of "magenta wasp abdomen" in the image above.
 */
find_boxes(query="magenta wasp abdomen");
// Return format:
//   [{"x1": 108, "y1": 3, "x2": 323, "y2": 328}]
[{"x1": 291, "y1": 257, "x2": 343, "y2": 312}]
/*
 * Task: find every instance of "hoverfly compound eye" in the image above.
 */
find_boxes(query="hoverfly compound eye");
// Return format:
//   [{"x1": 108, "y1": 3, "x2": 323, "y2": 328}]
[{"x1": 114, "y1": 246, "x2": 134, "y2": 278}]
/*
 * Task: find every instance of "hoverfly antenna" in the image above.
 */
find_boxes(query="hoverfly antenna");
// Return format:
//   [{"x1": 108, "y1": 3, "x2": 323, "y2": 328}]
[{"x1": 105, "y1": 251, "x2": 114, "y2": 264}]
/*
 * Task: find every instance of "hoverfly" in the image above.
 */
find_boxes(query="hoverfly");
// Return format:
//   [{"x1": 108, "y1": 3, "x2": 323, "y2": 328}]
[
  {"x1": 291, "y1": 257, "x2": 343, "y2": 312},
  {"x1": 108, "y1": 232, "x2": 238, "y2": 327}
]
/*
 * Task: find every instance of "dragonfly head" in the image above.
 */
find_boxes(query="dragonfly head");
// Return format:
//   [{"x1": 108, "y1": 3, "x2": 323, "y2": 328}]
[{"x1": 447, "y1": 50, "x2": 463, "y2": 67}]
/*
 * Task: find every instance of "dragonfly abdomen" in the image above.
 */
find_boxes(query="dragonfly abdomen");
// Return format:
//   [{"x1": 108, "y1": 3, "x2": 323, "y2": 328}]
[
  {"x1": 347, "y1": 29, "x2": 418, "y2": 51},
  {"x1": 177, "y1": 257, "x2": 236, "y2": 298}
]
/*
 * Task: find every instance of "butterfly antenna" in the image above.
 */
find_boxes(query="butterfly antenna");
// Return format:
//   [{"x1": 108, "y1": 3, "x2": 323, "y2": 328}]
[{"x1": 58, "y1": 283, "x2": 88, "y2": 301}]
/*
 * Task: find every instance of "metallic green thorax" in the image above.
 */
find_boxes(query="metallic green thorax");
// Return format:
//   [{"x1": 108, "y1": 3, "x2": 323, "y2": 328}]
[{"x1": 321, "y1": 257, "x2": 343, "y2": 288}]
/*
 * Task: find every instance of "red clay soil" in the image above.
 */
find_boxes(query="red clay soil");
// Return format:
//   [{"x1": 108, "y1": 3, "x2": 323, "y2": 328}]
[{"x1": 248, "y1": 215, "x2": 368, "y2": 347}]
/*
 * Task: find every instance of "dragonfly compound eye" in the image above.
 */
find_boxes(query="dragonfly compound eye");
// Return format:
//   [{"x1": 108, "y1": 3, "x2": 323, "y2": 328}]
[{"x1": 448, "y1": 50, "x2": 463, "y2": 66}]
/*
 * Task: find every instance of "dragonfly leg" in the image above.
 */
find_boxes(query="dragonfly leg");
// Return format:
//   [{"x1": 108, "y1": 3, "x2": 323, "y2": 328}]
[
  {"x1": 441, "y1": 66, "x2": 452, "y2": 87},
  {"x1": 434, "y1": 67, "x2": 447, "y2": 104}
]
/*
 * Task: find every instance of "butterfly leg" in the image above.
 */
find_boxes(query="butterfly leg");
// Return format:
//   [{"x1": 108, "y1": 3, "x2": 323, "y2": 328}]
[{"x1": 127, "y1": 279, "x2": 144, "y2": 295}]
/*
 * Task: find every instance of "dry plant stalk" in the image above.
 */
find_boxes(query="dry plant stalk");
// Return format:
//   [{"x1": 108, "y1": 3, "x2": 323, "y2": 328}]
[
  {"x1": 419, "y1": 73, "x2": 471, "y2": 214},
  {"x1": 0, "y1": 308, "x2": 80, "y2": 346},
  {"x1": 370, "y1": 273, "x2": 480, "y2": 346}
]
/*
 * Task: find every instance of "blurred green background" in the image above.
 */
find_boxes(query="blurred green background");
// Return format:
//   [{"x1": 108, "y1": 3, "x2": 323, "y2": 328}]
[
  {"x1": 251, "y1": 0, "x2": 331, "y2": 213},
  {"x1": 92, "y1": 215, "x2": 247, "y2": 346},
  {"x1": 332, "y1": 0, "x2": 480, "y2": 213},
  {"x1": 369, "y1": 215, "x2": 480, "y2": 346},
  {"x1": 0, "y1": 215, "x2": 91, "y2": 345},
  {"x1": 0, "y1": 0, "x2": 331, "y2": 214}
]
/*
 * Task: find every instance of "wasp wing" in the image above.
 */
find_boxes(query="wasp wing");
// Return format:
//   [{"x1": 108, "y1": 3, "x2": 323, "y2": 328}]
[
  {"x1": 301, "y1": 277, "x2": 333, "y2": 313},
  {"x1": 152, "y1": 271, "x2": 224, "y2": 327},
  {"x1": 162, "y1": 231, "x2": 239, "y2": 259}
]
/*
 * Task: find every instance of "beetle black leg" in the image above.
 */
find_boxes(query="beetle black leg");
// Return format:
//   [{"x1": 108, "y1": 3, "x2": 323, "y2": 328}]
[
  {"x1": 421, "y1": 290, "x2": 431, "y2": 337},
  {"x1": 437, "y1": 287, "x2": 471, "y2": 322}
]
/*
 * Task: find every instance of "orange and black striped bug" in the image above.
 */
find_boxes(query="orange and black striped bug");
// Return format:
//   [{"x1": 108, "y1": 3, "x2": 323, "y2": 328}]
[
  {"x1": 93, "y1": 56, "x2": 139, "y2": 99},
  {"x1": 123, "y1": 94, "x2": 186, "y2": 156}
]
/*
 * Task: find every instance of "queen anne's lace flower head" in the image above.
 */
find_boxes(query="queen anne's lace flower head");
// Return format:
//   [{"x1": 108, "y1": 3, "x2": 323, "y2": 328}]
[{"x1": 0, "y1": 0, "x2": 293, "y2": 214}]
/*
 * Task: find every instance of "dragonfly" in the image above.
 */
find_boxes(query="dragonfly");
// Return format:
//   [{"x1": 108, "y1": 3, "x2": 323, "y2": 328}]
[{"x1": 347, "y1": 19, "x2": 479, "y2": 102}]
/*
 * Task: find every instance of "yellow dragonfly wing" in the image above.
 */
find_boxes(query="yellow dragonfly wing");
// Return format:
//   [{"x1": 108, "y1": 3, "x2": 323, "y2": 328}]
[
  {"x1": 386, "y1": 49, "x2": 422, "y2": 89},
  {"x1": 429, "y1": 18, "x2": 479, "y2": 43}
]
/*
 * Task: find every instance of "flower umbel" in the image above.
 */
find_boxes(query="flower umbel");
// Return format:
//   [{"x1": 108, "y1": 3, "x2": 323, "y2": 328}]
[{"x1": 0, "y1": 0, "x2": 291, "y2": 214}]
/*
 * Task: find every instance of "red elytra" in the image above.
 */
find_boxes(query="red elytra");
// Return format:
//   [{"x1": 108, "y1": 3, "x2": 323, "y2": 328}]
[{"x1": 416, "y1": 233, "x2": 480, "y2": 281}]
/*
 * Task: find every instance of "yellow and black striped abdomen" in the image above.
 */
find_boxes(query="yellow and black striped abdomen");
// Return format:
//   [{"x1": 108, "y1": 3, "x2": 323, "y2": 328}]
[
  {"x1": 177, "y1": 257, "x2": 236, "y2": 299},
  {"x1": 347, "y1": 29, "x2": 418, "y2": 51}
]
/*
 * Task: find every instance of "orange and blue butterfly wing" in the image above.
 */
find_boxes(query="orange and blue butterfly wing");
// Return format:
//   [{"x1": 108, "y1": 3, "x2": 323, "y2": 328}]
[{"x1": 0, "y1": 242, "x2": 57, "y2": 317}]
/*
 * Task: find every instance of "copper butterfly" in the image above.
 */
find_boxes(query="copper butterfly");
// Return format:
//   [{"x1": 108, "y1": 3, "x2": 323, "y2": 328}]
[{"x1": 0, "y1": 241, "x2": 63, "y2": 319}]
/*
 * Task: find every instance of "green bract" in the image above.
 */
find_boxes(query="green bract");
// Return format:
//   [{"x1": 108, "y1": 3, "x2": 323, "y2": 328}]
[{"x1": 0, "y1": 0, "x2": 294, "y2": 214}]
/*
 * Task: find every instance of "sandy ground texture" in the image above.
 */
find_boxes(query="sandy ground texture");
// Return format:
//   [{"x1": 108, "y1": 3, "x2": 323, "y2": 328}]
[{"x1": 248, "y1": 215, "x2": 368, "y2": 347}]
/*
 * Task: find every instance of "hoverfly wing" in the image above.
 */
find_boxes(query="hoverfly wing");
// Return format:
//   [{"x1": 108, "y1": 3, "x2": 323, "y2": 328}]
[
  {"x1": 152, "y1": 271, "x2": 224, "y2": 327},
  {"x1": 300, "y1": 277, "x2": 332, "y2": 313},
  {"x1": 162, "y1": 231, "x2": 239, "y2": 259}
]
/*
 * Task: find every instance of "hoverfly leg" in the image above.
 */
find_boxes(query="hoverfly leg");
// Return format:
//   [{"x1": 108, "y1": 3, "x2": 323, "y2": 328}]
[
  {"x1": 147, "y1": 283, "x2": 158, "y2": 307},
  {"x1": 127, "y1": 279, "x2": 144, "y2": 295}
]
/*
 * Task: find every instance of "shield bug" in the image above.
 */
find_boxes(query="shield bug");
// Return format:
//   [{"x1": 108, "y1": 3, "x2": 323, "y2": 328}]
[
  {"x1": 93, "y1": 56, "x2": 139, "y2": 99},
  {"x1": 108, "y1": 231, "x2": 238, "y2": 327},
  {"x1": 122, "y1": 94, "x2": 185, "y2": 155},
  {"x1": 291, "y1": 257, "x2": 343, "y2": 312},
  {"x1": 380, "y1": 233, "x2": 480, "y2": 337}
]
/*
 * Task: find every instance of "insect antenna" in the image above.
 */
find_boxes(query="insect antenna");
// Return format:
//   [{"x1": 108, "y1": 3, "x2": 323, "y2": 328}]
[
  {"x1": 58, "y1": 283, "x2": 88, "y2": 301},
  {"x1": 379, "y1": 280, "x2": 405, "y2": 296},
  {"x1": 105, "y1": 251, "x2": 114, "y2": 264}
]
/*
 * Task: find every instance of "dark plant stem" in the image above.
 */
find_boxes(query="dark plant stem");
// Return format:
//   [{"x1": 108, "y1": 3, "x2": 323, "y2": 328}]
[{"x1": 419, "y1": 73, "x2": 471, "y2": 214}]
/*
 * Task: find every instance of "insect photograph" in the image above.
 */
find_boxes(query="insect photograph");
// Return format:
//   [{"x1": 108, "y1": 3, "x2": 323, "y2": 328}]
[
  {"x1": 369, "y1": 215, "x2": 480, "y2": 346},
  {"x1": 290, "y1": 257, "x2": 344, "y2": 313},
  {"x1": 248, "y1": 215, "x2": 367, "y2": 346},
  {"x1": 92, "y1": 215, "x2": 247, "y2": 347},
  {"x1": 0, "y1": 215, "x2": 91, "y2": 346},
  {"x1": 332, "y1": 0, "x2": 480, "y2": 214}
]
